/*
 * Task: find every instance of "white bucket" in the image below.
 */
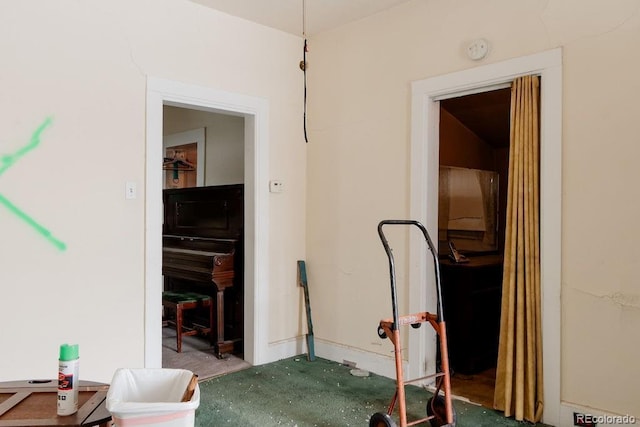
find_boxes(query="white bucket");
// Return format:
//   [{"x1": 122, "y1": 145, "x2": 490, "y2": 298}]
[{"x1": 106, "y1": 368, "x2": 200, "y2": 427}]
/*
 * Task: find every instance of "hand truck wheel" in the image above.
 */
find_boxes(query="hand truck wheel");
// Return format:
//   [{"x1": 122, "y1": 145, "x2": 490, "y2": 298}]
[
  {"x1": 377, "y1": 326, "x2": 387, "y2": 339},
  {"x1": 426, "y1": 395, "x2": 457, "y2": 427},
  {"x1": 369, "y1": 412, "x2": 397, "y2": 427}
]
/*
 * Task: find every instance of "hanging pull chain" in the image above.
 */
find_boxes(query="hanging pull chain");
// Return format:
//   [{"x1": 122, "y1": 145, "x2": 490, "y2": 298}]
[{"x1": 301, "y1": 0, "x2": 309, "y2": 143}]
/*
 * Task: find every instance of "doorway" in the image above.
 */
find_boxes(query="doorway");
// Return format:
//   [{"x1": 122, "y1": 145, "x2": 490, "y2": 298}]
[
  {"x1": 409, "y1": 49, "x2": 562, "y2": 426},
  {"x1": 160, "y1": 106, "x2": 251, "y2": 379},
  {"x1": 438, "y1": 88, "x2": 510, "y2": 408},
  {"x1": 145, "y1": 77, "x2": 272, "y2": 372}
]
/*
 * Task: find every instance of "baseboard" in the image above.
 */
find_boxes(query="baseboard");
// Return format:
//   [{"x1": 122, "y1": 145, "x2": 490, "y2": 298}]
[
  {"x1": 560, "y1": 402, "x2": 637, "y2": 427},
  {"x1": 263, "y1": 335, "x2": 306, "y2": 362},
  {"x1": 315, "y1": 339, "x2": 401, "y2": 379},
  {"x1": 263, "y1": 336, "x2": 401, "y2": 379}
]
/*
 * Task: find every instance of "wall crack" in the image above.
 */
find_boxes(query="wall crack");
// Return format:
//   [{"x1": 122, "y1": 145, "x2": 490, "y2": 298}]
[{"x1": 570, "y1": 287, "x2": 640, "y2": 310}]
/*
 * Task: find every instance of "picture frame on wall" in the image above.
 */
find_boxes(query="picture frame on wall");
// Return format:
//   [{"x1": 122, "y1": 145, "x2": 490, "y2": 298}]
[{"x1": 163, "y1": 128, "x2": 205, "y2": 189}]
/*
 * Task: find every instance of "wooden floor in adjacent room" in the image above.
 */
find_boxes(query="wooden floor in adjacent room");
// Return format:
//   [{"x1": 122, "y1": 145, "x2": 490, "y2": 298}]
[
  {"x1": 162, "y1": 326, "x2": 251, "y2": 381},
  {"x1": 450, "y1": 367, "x2": 496, "y2": 409}
]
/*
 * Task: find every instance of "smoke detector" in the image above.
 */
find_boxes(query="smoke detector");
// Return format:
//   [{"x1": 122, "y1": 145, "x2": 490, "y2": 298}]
[{"x1": 467, "y1": 39, "x2": 489, "y2": 61}]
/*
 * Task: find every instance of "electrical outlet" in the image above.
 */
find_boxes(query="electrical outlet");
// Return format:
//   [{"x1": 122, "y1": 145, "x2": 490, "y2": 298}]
[{"x1": 342, "y1": 360, "x2": 356, "y2": 368}]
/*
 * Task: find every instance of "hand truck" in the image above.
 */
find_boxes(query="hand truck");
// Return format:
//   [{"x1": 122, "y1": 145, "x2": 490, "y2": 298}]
[{"x1": 370, "y1": 220, "x2": 456, "y2": 427}]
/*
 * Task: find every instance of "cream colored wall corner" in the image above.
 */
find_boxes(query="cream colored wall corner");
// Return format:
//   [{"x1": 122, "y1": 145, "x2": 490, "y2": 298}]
[
  {"x1": 306, "y1": 0, "x2": 640, "y2": 421},
  {"x1": 0, "y1": 0, "x2": 306, "y2": 383}
]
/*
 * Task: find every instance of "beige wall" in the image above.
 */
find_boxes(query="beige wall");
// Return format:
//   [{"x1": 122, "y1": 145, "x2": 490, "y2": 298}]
[
  {"x1": 0, "y1": 0, "x2": 306, "y2": 383},
  {"x1": 306, "y1": 0, "x2": 640, "y2": 419}
]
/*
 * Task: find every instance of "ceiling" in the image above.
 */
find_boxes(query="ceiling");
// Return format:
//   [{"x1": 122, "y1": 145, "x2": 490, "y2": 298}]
[
  {"x1": 188, "y1": 0, "x2": 413, "y2": 36},
  {"x1": 188, "y1": 0, "x2": 511, "y2": 148},
  {"x1": 441, "y1": 88, "x2": 511, "y2": 148}
]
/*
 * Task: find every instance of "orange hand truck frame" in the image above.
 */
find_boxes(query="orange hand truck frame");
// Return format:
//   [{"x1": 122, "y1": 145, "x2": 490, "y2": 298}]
[{"x1": 370, "y1": 220, "x2": 456, "y2": 427}]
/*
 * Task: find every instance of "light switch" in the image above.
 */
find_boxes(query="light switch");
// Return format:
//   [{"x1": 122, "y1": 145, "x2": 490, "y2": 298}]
[{"x1": 126, "y1": 182, "x2": 137, "y2": 199}]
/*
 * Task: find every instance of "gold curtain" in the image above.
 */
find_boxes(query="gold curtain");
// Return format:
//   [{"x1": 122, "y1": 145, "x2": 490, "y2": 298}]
[{"x1": 493, "y1": 75, "x2": 543, "y2": 422}]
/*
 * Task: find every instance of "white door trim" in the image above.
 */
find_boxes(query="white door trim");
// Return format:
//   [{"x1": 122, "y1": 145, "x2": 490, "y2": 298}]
[
  {"x1": 145, "y1": 77, "x2": 270, "y2": 367},
  {"x1": 409, "y1": 48, "x2": 562, "y2": 426}
]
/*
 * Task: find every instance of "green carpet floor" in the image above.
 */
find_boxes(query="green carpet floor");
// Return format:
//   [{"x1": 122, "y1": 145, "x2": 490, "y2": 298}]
[{"x1": 195, "y1": 356, "x2": 552, "y2": 427}]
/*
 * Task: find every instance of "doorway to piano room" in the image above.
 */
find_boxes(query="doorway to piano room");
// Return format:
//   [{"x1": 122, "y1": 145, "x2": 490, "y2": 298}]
[
  {"x1": 160, "y1": 105, "x2": 252, "y2": 379},
  {"x1": 146, "y1": 78, "x2": 271, "y2": 382}
]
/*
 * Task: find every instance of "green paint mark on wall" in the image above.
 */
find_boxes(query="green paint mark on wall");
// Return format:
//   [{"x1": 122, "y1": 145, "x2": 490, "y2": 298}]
[{"x1": 0, "y1": 118, "x2": 67, "y2": 251}]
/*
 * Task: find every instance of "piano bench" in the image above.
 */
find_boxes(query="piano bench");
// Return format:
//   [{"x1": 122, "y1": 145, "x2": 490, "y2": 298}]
[{"x1": 162, "y1": 291, "x2": 214, "y2": 353}]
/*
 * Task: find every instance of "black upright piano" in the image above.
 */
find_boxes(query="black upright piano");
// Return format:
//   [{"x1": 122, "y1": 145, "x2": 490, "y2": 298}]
[{"x1": 162, "y1": 184, "x2": 244, "y2": 357}]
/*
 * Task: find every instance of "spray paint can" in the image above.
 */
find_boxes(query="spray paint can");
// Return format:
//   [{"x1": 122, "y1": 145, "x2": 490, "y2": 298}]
[{"x1": 57, "y1": 344, "x2": 79, "y2": 416}]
